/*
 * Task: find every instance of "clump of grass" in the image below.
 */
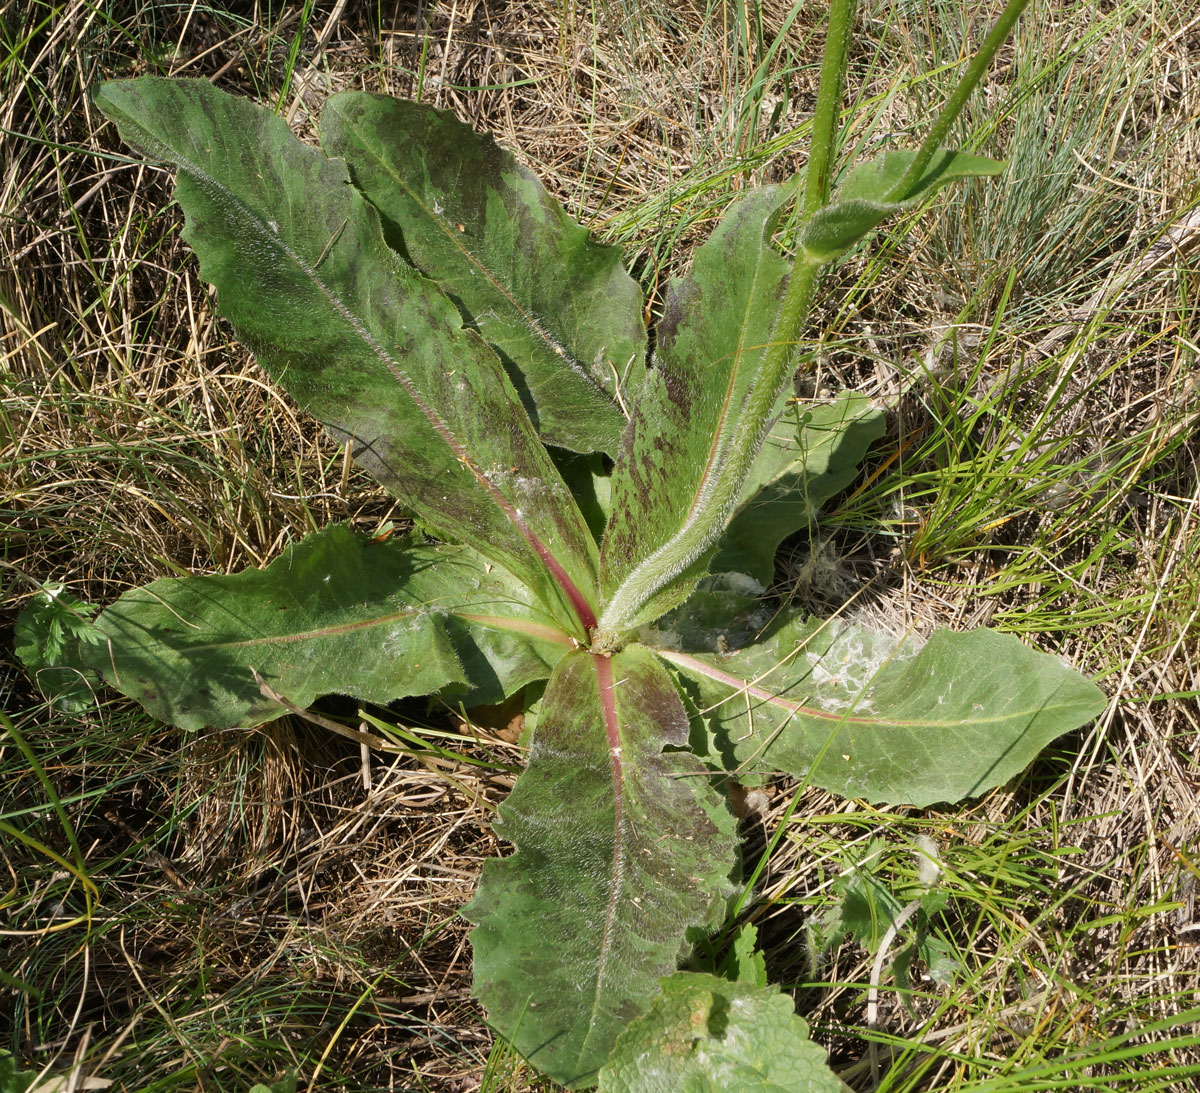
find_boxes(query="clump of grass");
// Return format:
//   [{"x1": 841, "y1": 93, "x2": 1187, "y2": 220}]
[{"x1": 3, "y1": 1, "x2": 1199, "y2": 1090}]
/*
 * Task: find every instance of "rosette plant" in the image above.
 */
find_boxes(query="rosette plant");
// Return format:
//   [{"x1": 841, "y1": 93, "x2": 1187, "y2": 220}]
[{"x1": 19, "y1": 0, "x2": 1105, "y2": 1085}]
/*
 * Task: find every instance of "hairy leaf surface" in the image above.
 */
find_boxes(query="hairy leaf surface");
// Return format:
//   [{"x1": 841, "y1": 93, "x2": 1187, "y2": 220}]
[
  {"x1": 597, "y1": 972, "x2": 840, "y2": 1093},
  {"x1": 712, "y1": 391, "x2": 884, "y2": 584},
  {"x1": 79, "y1": 525, "x2": 569, "y2": 731},
  {"x1": 802, "y1": 148, "x2": 1004, "y2": 263},
  {"x1": 599, "y1": 188, "x2": 793, "y2": 632},
  {"x1": 94, "y1": 78, "x2": 599, "y2": 634},
  {"x1": 655, "y1": 613, "x2": 1106, "y2": 806},
  {"x1": 321, "y1": 92, "x2": 646, "y2": 457},
  {"x1": 466, "y1": 644, "x2": 739, "y2": 1086}
]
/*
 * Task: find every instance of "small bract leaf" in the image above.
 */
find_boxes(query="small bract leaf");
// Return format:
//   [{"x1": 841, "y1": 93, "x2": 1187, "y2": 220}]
[
  {"x1": 655, "y1": 618, "x2": 1106, "y2": 807},
  {"x1": 79, "y1": 526, "x2": 569, "y2": 731},
  {"x1": 801, "y1": 148, "x2": 1004, "y2": 263},
  {"x1": 466, "y1": 644, "x2": 739, "y2": 1087},
  {"x1": 841, "y1": 148, "x2": 1005, "y2": 204},
  {"x1": 93, "y1": 78, "x2": 599, "y2": 636},
  {"x1": 597, "y1": 972, "x2": 840, "y2": 1093},
  {"x1": 321, "y1": 93, "x2": 646, "y2": 457}
]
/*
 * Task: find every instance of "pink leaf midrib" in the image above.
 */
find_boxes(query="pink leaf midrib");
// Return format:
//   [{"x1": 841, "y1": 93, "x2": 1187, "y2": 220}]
[{"x1": 583, "y1": 652, "x2": 626, "y2": 1045}]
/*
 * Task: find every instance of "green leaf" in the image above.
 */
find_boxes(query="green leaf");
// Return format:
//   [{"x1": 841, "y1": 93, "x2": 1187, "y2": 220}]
[
  {"x1": 894, "y1": 903, "x2": 959, "y2": 993},
  {"x1": 841, "y1": 148, "x2": 1006, "y2": 205},
  {"x1": 910, "y1": 918, "x2": 959, "y2": 988},
  {"x1": 597, "y1": 972, "x2": 840, "y2": 1093},
  {"x1": 715, "y1": 922, "x2": 769, "y2": 989},
  {"x1": 700, "y1": 921, "x2": 772, "y2": 993},
  {"x1": 0, "y1": 1051, "x2": 38, "y2": 1093},
  {"x1": 466, "y1": 644, "x2": 739, "y2": 1087},
  {"x1": 320, "y1": 93, "x2": 646, "y2": 457},
  {"x1": 801, "y1": 148, "x2": 1004, "y2": 263},
  {"x1": 77, "y1": 525, "x2": 569, "y2": 732},
  {"x1": 821, "y1": 857, "x2": 960, "y2": 992},
  {"x1": 599, "y1": 188, "x2": 794, "y2": 634},
  {"x1": 14, "y1": 589, "x2": 102, "y2": 714},
  {"x1": 654, "y1": 616, "x2": 1106, "y2": 807},
  {"x1": 93, "y1": 78, "x2": 599, "y2": 636},
  {"x1": 835, "y1": 861, "x2": 906, "y2": 953},
  {"x1": 711, "y1": 391, "x2": 884, "y2": 585},
  {"x1": 247, "y1": 1075, "x2": 296, "y2": 1093}
]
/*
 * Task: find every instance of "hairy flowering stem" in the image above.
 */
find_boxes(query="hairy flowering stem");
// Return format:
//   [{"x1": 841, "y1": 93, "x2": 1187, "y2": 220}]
[
  {"x1": 598, "y1": 0, "x2": 1036, "y2": 639},
  {"x1": 885, "y1": 0, "x2": 1033, "y2": 203},
  {"x1": 596, "y1": 253, "x2": 823, "y2": 639},
  {"x1": 595, "y1": 0, "x2": 851, "y2": 639},
  {"x1": 804, "y1": 0, "x2": 855, "y2": 217}
]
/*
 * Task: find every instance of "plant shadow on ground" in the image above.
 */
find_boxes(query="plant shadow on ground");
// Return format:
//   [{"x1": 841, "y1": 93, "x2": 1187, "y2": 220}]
[{"x1": 3, "y1": 0, "x2": 1199, "y2": 1090}]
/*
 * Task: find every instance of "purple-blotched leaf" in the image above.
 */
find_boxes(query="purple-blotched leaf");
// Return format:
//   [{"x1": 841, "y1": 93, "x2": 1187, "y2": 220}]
[
  {"x1": 801, "y1": 148, "x2": 1005, "y2": 263},
  {"x1": 711, "y1": 391, "x2": 884, "y2": 586},
  {"x1": 599, "y1": 188, "x2": 793, "y2": 634},
  {"x1": 78, "y1": 525, "x2": 570, "y2": 732},
  {"x1": 597, "y1": 972, "x2": 840, "y2": 1093},
  {"x1": 93, "y1": 78, "x2": 599, "y2": 637},
  {"x1": 465, "y1": 644, "x2": 739, "y2": 1087},
  {"x1": 320, "y1": 93, "x2": 646, "y2": 457},
  {"x1": 652, "y1": 610, "x2": 1106, "y2": 807}
]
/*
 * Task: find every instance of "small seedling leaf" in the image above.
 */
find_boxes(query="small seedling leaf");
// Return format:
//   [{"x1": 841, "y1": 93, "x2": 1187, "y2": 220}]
[
  {"x1": 721, "y1": 922, "x2": 770, "y2": 989},
  {"x1": 14, "y1": 588, "x2": 101, "y2": 713}
]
